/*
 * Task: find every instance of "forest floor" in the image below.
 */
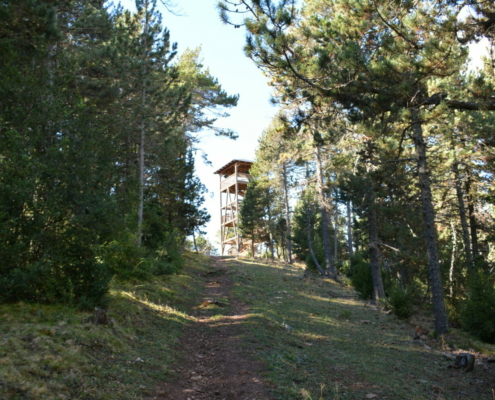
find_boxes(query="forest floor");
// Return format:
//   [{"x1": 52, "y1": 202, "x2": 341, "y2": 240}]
[{"x1": 2, "y1": 254, "x2": 495, "y2": 400}]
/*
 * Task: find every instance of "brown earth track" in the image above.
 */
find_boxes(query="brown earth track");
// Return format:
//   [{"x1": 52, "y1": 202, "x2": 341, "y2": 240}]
[{"x1": 154, "y1": 257, "x2": 273, "y2": 400}]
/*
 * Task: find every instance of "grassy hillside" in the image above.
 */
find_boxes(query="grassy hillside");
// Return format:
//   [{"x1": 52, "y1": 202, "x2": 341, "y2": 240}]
[
  {"x1": 1, "y1": 255, "x2": 494, "y2": 400},
  {"x1": 0, "y1": 252, "x2": 211, "y2": 400},
  {"x1": 225, "y1": 259, "x2": 495, "y2": 400}
]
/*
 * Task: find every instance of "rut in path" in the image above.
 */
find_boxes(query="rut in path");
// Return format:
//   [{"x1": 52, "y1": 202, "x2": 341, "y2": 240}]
[{"x1": 155, "y1": 257, "x2": 272, "y2": 400}]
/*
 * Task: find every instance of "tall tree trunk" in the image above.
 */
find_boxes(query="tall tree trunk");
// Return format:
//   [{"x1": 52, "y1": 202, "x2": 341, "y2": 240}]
[
  {"x1": 453, "y1": 161, "x2": 474, "y2": 273},
  {"x1": 306, "y1": 208, "x2": 326, "y2": 276},
  {"x1": 465, "y1": 177, "x2": 480, "y2": 261},
  {"x1": 367, "y1": 186, "x2": 386, "y2": 302},
  {"x1": 137, "y1": 104, "x2": 145, "y2": 246},
  {"x1": 251, "y1": 231, "x2": 255, "y2": 258},
  {"x1": 269, "y1": 231, "x2": 275, "y2": 261},
  {"x1": 411, "y1": 108, "x2": 448, "y2": 335},
  {"x1": 346, "y1": 200, "x2": 354, "y2": 259},
  {"x1": 267, "y1": 204, "x2": 275, "y2": 261},
  {"x1": 449, "y1": 218, "x2": 457, "y2": 298},
  {"x1": 137, "y1": 0, "x2": 150, "y2": 247},
  {"x1": 333, "y1": 198, "x2": 338, "y2": 264},
  {"x1": 315, "y1": 145, "x2": 337, "y2": 279},
  {"x1": 282, "y1": 163, "x2": 293, "y2": 264}
]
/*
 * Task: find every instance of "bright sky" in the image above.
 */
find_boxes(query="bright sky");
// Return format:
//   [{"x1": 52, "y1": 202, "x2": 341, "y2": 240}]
[
  {"x1": 116, "y1": 0, "x2": 489, "y2": 251},
  {"x1": 117, "y1": 0, "x2": 278, "y2": 249}
]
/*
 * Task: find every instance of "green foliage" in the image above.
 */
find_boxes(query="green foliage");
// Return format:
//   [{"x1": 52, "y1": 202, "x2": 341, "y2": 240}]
[
  {"x1": 103, "y1": 236, "x2": 150, "y2": 281},
  {"x1": 460, "y1": 272, "x2": 495, "y2": 343},
  {"x1": 386, "y1": 285, "x2": 413, "y2": 320},
  {"x1": 240, "y1": 179, "x2": 270, "y2": 250},
  {"x1": 103, "y1": 229, "x2": 184, "y2": 281},
  {"x1": 347, "y1": 252, "x2": 373, "y2": 300},
  {"x1": 0, "y1": 0, "x2": 234, "y2": 305},
  {"x1": 291, "y1": 191, "x2": 326, "y2": 272},
  {"x1": 152, "y1": 232, "x2": 184, "y2": 276}
]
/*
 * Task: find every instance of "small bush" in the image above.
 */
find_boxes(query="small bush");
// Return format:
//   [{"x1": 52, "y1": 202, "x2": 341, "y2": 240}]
[
  {"x1": 152, "y1": 232, "x2": 183, "y2": 276},
  {"x1": 103, "y1": 237, "x2": 152, "y2": 280},
  {"x1": 347, "y1": 253, "x2": 373, "y2": 300},
  {"x1": 460, "y1": 272, "x2": 495, "y2": 343},
  {"x1": 386, "y1": 285, "x2": 413, "y2": 319}
]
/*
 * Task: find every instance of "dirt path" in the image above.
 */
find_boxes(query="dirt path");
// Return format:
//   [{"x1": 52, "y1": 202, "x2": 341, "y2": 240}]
[{"x1": 155, "y1": 257, "x2": 272, "y2": 400}]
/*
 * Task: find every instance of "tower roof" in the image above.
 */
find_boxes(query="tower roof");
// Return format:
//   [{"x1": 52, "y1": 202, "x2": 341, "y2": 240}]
[{"x1": 214, "y1": 159, "x2": 253, "y2": 175}]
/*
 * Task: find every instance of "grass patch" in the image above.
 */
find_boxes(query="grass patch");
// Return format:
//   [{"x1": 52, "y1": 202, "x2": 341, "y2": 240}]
[
  {"x1": 229, "y1": 258, "x2": 495, "y2": 400},
  {"x1": 0, "y1": 252, "x2": 210, "y2": 400}
]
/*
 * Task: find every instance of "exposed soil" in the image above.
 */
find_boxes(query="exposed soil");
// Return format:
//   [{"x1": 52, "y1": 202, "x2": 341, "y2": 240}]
[{"x1": 154, "y1": 257, "x2": 273, "y2": 400}]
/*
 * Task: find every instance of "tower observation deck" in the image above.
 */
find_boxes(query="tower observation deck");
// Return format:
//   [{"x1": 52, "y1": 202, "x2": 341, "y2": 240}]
[{"x1": 214, "y1": 159, "x2": 253, "y2": 256}]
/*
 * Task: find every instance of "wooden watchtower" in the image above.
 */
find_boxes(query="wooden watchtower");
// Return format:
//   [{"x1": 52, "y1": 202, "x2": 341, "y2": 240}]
[{"x1": 214, "y1": 159, "x2": 253, "y2": 256}]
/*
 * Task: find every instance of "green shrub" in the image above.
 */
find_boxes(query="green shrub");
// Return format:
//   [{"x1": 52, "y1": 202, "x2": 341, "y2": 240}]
[
  {"x1": 152, "y1": 232, "x2": 183, "y2": 276},
  {"x1": 386, "y1": 285, "x2": 413, "y2": 319},
  {"x1": 347, "y1": 253, "x2": 373, "y2": 300},
  {"x1": 0, "y1": 254, "x2": 111, "y2": 308},
  {"x1": 460, "y1": 272, "x2": 495, "y2": 343},
  {"x1": 103, "y1": 237, "x2": 152, "y2": 281}
]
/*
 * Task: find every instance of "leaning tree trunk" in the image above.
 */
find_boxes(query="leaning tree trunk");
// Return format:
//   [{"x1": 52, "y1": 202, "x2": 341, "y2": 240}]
[
  {"x1": 192, "y1": 230, "x2": 198, "y2": 253},
  {"x1": 282, "y1": 163, "x2": 293, "y2": 264},
  {"x1": 453, "y1": 161, "x2": 474, "y2": 274},
  {"x1": 411, "y1": 108, "x2": 448, "y2": 335},
  {"x1": 315, "y1": 145, "x2": 337, "y2": 279},
  {"x1": 367, "y1": 186, "x2": 386, "y2": 302}
]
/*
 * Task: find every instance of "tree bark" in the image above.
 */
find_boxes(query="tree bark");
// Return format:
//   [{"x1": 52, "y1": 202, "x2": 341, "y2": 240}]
[
  {"x1": 411, "y1": 108, "x2": 448, "y2": 335},
  {"x1": 251, "y1": 230, "x2": 255, "y2": 258},
  {"x1": 315, "y1": 145, "x2": 337, "y2": 279},
  {"x1": 449, "y1": 218, "x2": 457, "y2": 298},
  {"x1": 453, "y1": 161, "x2": 474, "y2": 273},
  {"x1": 465, "y1": 178, "x2": 480, "y2": 261},
  {"x1": 346, "y1": 200, "x2": 354, "y2": 259},
  {"x1": 192, "y1": 230, "x2": 198, "y2": 253},
  {"x1": 306, "y1": 208, "x2": 326, "y2": 276},
  {"x1": 367, "y1": 186, "x2": 386, "y2": 302},
  {"x1": 333, "y1": 199, "x2": 338, "y2": 264},
  {"x1": 137, "y1": 0, "x2": 150, "y2": 247},
  {"x1": 269, "y1": 230, "x2": 275, "y2": 261},
  {"x1": 282, "y1": 163, "x2": 293, "y2": 264},
  {"x1": 267, "y1": 202, "x2": 275, "y2": 261},
  {"x1": 280, "y1": 235, "x2": 286, "y2": 260}
]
